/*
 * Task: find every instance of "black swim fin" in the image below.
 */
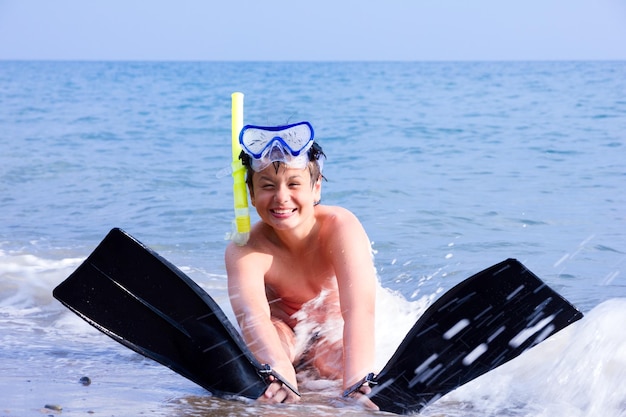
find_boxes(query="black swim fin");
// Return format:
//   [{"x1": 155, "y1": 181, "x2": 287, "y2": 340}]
[
  {"x1": 367, "y1": 258, "x2": 583, "y2": 414},
  {"x1": 53, "y1": 227, "x2": 271, "y2": 399}
]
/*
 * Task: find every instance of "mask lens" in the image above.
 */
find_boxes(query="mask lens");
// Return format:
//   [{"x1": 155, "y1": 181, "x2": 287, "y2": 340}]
[
  {"x1": 240, "y1": 122, "x2": 315, "y2": 172},
  {"x1": 240, "y1": 122, "x2": 314, "y2": 158}
]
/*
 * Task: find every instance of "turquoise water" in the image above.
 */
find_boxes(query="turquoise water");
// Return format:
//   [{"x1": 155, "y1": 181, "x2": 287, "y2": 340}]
[{"x1": 1, "y1": 61, "x2": 625, "y2": 416}]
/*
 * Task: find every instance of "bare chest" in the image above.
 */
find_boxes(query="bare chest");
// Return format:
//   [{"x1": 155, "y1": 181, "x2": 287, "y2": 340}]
[{"x1": 264, "y1": 250, "x2": 336, "y2": 310}]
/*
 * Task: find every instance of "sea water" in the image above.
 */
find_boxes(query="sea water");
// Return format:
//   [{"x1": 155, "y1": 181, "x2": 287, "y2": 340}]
[{"x1": 1, "y1": 61, "x2": 625, "y2": 416}]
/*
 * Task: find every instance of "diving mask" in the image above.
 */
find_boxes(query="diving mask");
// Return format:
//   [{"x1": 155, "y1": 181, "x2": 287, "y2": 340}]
[{"x1": 239, "y1": 121, "x2": 315, "y2": 172}]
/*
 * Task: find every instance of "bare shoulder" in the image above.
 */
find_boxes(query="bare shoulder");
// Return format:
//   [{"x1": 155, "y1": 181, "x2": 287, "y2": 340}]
[
  {"x1": 225, "y1": 223, "x2": 273, "y2": 268},
  {"x1": 225, "y1": 234, "x2": 255, "y2": 259},
  {"x1": 316, "y1": 205, "x2": 369, "y2": 246},
  {"x1": 317, "y1": 205, "x2": 362, "y2": 226},
  {"x1": 318, "y1": 205, "x2": 365, "y2": 230}
]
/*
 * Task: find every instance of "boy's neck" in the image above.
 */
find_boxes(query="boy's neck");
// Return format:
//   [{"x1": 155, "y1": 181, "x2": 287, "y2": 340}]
[{"x1": 265, "y1": 214, "x2": 319, "y2": 254}]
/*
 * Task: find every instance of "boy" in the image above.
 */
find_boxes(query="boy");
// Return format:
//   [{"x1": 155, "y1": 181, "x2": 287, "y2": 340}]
[{"x1": 225, "y1": 122, "x2": 378, "y2": 409}]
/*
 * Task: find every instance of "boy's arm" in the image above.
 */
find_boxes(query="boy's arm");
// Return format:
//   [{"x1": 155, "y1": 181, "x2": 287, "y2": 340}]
[
  {"x1": 326, "y1": 209, "x2": 377, "y2": 392},
  {"x1": 225, "y1": 242, "x2": 299, "y2": 402}
]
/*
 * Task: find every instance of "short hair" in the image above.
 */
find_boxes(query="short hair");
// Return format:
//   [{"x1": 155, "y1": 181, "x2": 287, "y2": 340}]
[{"x1": 240, "y1": 142, "x2": 326, "y2": 190}]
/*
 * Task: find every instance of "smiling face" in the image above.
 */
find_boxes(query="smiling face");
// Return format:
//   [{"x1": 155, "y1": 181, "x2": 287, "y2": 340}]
[{"x1": 249, "y1": 163, "x2": 322, "y2": 233}]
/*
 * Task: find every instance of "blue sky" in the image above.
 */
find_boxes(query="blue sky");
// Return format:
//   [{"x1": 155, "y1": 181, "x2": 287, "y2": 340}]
[{"x1": 1, "y1": 0, "x2": 625, "y2": 61}]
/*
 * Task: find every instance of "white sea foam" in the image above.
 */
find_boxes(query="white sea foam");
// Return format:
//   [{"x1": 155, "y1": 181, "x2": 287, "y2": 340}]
[
  {"x1": 374, "y1": 283, "x2": 436, "y2": 370},
  {"x1": 0, "y1": 250, "x2": 82, "y2": 314}
]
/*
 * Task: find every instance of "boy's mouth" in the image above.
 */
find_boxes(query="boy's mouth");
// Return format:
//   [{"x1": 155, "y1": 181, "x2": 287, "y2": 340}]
[{"x1": 271, "y1": 208, "x2": 296, "y2": 215}]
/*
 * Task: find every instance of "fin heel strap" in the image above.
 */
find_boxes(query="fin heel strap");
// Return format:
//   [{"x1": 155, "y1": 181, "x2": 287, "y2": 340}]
[
  {"x1": 342, "y1": 372, "x2": 378, "y2": 398},
  {"x1": 259, "y1": 364, "x2": 301, "y2": 397}
]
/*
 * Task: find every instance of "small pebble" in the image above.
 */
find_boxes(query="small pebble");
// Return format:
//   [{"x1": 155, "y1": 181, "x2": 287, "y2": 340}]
[
  {"x1": 80, "y1": 376, "x2": 91, "y2": 386},
  {"x1": 44, "y1": 404, "x2": 62, "y2": 411}
]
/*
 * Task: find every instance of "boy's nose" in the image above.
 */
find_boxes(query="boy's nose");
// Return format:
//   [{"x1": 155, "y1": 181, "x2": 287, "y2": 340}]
[{"x1": 274, "y1": 185, "x2": 291, "y2": 203}]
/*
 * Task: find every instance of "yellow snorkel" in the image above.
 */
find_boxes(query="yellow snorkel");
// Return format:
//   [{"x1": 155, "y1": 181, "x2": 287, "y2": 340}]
[{"x1": 230, "y1": 92, "x2": 250, "y2": 245}]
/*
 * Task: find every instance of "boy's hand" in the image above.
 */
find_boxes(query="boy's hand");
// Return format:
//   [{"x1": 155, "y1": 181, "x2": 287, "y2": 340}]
[
  {"x1": 344, "y1": 384, "x2": 379, "y2": 411},
  {"x1": 259, "y1": 380, "x2": 301, "y2": 404},
  {"x1": 258, "y1": 366, "x2": 300, "y2": 404}
]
